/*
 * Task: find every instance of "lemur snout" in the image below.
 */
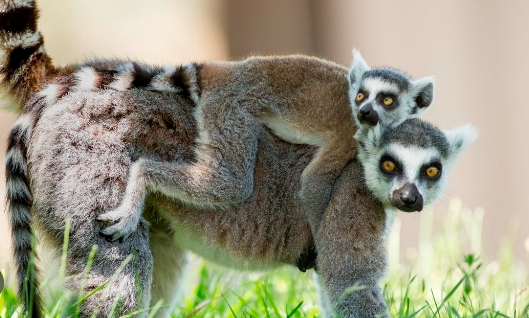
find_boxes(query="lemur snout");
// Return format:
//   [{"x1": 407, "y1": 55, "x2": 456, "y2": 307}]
[
  {"x1": 391, "y1": 183, "x2": 423, "y2": 212},
  {"x1": 357, "y1": 104, "x2": 379, "y2": 126}
]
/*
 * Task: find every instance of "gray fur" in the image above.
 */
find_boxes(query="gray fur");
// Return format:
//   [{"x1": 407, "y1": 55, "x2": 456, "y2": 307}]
[
  {"x1": 2, "y1": 2, "x2": 477, "y2": 317},
  {"x1": 363, "y1": 68, "x2": 411, "y2": 91},
  {"x1": 93, "y1": 55, "x2": 358, "y2": 243},
  {"x1": 380, "y1": 118, "x2": 450, "y2": 157},
  {"x1": 8, "y1": 77, "x2": 475, "y2": 318}
]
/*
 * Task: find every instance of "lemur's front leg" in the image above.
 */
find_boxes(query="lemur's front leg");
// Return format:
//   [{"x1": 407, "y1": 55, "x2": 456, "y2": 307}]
[
  {"x1": 299, "y1": 137, "x2": 356, "y2": 237},
  {"x1": 314, "y1": 160, "x2": 389, "y2": 318}
]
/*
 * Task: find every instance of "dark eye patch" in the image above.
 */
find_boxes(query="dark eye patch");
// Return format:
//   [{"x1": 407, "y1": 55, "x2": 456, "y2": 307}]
[
  {"x1": 379, "y1": 154, "x2": 402, "y2": 177},
  {"x1": 376, "y1": 93, "x2": 399, "y2": 109},
  {"x1": 420, "y1": 161, "x2": 442, "y2": 181},
  {"x1": 355, "y1": 88, "x2": 369, "y2": 106}
]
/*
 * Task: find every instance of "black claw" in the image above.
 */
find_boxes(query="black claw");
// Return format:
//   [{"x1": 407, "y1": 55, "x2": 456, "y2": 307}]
[
  {"x1": 101, "y1": 231, "x2": 115, "y2": 242},
  {"x1": 295, "y1": 243, "x2": 318, "y2": 272}
]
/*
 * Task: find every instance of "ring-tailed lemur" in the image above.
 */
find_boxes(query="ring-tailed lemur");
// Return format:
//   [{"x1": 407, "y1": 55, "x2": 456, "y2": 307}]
[
  {"x1": 1, "y1": 1, "x2": 474, "y2": 317},
  {"x1": 316, "y1": 117, "x2": 477, "y2": 317}
]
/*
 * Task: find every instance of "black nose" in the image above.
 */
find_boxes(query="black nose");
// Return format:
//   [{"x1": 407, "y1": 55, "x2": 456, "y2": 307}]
[
  {"x1": 400, "y1": 193, "x2": 417, "y2": 205},
  {"x1": 359, "y1": 108, "x2": 371, "y2": 116},
  {"x1": 356, "y1": 104, "x2": 379, "y2": 126},
  {"x1": 390, "y1": 183, "x2": 424, "y2": 212}
]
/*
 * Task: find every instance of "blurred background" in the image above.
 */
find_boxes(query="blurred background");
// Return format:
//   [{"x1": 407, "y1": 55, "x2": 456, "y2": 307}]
[{"x1": 1, "y1": 0, "x2": 528, "y2": 269}]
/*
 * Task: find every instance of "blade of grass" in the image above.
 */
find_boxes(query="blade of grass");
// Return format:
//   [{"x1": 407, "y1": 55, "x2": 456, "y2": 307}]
[
  {"x1": 262, "y1": 282, "x2": 280, "y2": 317},
  {"x1": 221, "y1": 291, "x2": 237, "y2": 318},
  {"x1": 432, "y1": 276, "x2": 466, "y2": 317},
  {"x1": 286, "y1": 301, "x2": 303, "y2": 318}
]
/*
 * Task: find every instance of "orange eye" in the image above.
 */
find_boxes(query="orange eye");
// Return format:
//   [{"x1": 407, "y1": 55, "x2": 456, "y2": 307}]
[
  {"x1": 382, "y1": 160, "x2": 396, "y2": 172},
  {"x1": 426, "y1": 166, "x2": 439, "y2": 178},
  {"x1": 383, "y1": 96, "x2": 394, "y2": 106},
  {"x1": 355, "y1": 92, "x2": 365, "y2": 102}
]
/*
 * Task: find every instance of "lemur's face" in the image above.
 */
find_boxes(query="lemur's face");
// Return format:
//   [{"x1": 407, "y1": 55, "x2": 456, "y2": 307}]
[
  {"x1": 348, "y1": 51, "x2": 434, "y2": 128},
  {"x1": 371, "y1": 144, "x2": 445, "y2": 212},
  {"x1": 359, "y1": 118, "x2": 478, "y2": 213}
]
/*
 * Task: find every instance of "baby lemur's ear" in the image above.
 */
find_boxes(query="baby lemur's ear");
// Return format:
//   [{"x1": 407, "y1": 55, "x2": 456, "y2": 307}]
[
  {"x1": 443, "y1": 124, "x2": 479, "y2": 167},
  {"x1": 349, "y1": 50, "x2": 370, "y2": 85},
  {"x1": 411, "y1": 76, "x2": 435, "y2": 114}
]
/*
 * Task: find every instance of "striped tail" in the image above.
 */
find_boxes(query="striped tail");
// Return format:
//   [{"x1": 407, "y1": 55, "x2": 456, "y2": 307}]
[
  {"x1": 66, "y1": 60, "x2": 202, "y2": 104},
  {"x1": 5, "y1": 110, "x2": 42, "y2": 318},
  {"x1": 0, "y1": 0, "x2": 54, "y2": 108}
]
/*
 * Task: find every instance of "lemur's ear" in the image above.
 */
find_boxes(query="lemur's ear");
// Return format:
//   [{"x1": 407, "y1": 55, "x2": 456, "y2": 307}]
[
  {"x1": 411, "y1": 76, "x2": 434, "y2": 113},
  {"x1": 349, "y1": 50, "x2": 370, "y2": 85},
  {"x1": 443, "y1": 124, "x2": 478, "y2": 164}
]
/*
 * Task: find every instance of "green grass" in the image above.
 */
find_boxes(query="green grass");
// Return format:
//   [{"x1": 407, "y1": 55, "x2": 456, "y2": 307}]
[{"x1": 1, "y1": 199, "x2": 528, "y2": 317}]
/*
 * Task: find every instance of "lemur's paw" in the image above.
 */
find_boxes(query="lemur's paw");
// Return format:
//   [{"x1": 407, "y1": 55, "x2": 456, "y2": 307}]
[{"x1": 97, "y1": 206, "x2": 139, "y2": 242}]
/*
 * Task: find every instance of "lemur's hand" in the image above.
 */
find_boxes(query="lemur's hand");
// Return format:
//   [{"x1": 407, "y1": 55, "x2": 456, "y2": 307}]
[{"x1": 97, "y1": 203, "x2": 141, "y2": 242}]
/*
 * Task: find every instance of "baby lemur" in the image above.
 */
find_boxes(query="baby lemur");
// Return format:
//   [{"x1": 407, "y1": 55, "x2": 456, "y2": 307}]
[{"x1": 95, "y1": 50, "x2": 435, "y2": 241}]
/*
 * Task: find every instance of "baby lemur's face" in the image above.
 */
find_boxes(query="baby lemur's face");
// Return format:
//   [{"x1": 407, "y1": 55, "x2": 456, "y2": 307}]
[
  {"x1": 358, "y1": 118, "x2": 478, "y2": 212},
  {"x1": 348, "y1": 51, "x2": 434, "y2": 128}
]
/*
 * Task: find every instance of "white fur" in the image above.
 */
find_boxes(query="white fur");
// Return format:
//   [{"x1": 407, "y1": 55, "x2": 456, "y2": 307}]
[
  {"x1": 149, "y1": 65, "x2": 181, "y2": 92},
  {"x1": 97, "y1": 161, "x2": 146, "y2": 240},
  {"x1": 12, "y1": 113, "x2": 33, "y2": 136},
  {"x1": 170, "y1": 220, "x2": 282, "y2": 271},
  {"x1": 38, "y1": 83, "x2": 61, "y2": 104},
  {"x1": 362, "y1": 78, "x2": 400, "y2": 96},
  {"x1": 383, "y1": 209, "x2": 397, "y2": 240},
  {"x1": 4, "y1": 30, "x2": 41, "y2": 48},
  {"x1": 444, "y1": 124, "x2": 479, "y2": 162},
  {"x1": 108, "y1": 74, "x2": 133, "y2": 91},
  {"x1": 349, "y1": 49, "x2": 370, "y2": 85},
  {"x1": 0, "y1": 0, "x2": 33, "y2": 13},
  {"x1": 183, "y1": 63, "x2": 200, "y2": 104},
  {"x1": 192, "y1": 104, "x2": 216, "y2": 166},
  {"x1": 149, "y1": 230, "x2": 189, "y2": 318},
  {"x1": 261, "y1": 116, "x2": 327, "y2": 146},
  {"x1": 108, "y1": 62, "x2": 134, "y2": 91},
  {"x1": 6, "y1": 174, "x2": 31, "y2": 200},
  {"x1": 73, "y1": 67, "x2": 98, "y2": 92},
  {"x1": 10, "y1": 114, "x2": 34, "y2": 148},
  {"x1": 5, "y1": 147, "x2": 27, "y2": 175},
  {"x1": 411, "y1": 76, "x2": 435, "y2": 94}
]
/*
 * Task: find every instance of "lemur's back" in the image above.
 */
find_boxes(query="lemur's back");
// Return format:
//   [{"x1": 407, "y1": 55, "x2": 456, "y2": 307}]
[{"x1": 29, "y1": 88, "x2": 197, "y2": 243}]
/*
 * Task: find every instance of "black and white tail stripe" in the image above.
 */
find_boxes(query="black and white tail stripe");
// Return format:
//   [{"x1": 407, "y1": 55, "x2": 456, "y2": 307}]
[
  {"x1": 0, "y1": 0, "x2": 54, "y2": 106},
  {"x1": 5, "y1": 108, "x2": 42, "y2": 318},
  {"x1": 42, "y1": 61, "x2": 203, "y2": 105},
  {"x1": 1, "y1": 1, "x2": 50, "y2": 316}
]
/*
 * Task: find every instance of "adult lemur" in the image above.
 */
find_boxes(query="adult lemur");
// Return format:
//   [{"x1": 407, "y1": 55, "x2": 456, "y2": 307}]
[{"x1": 2, "y1": 0, "x2": 477, "y2": 317}]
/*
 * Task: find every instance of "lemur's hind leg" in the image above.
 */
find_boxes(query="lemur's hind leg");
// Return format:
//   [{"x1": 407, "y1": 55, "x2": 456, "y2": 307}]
[
  {"x1": 299, "y1": 136, "x2": 356, "y2": 237},
  {"x1": 148, "y1": 224, "x2": 188, "y2": 318},
  {"x1": 98, "y1": 102, "x2": 261, "y2": 240},
  {"x1": 64, "y1": 220, "x2": 153, "y2": 318}
]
